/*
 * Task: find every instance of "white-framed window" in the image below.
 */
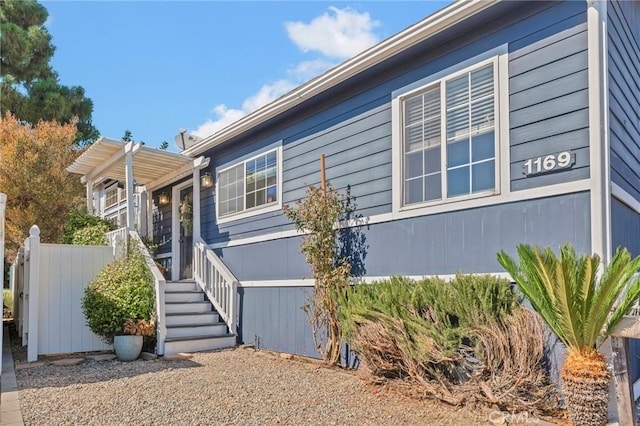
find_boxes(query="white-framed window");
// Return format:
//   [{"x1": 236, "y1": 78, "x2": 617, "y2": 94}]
[
  {"x1": 216, "y1": 146, "x2": 283, "y2": 223},
  {"x1": 105, "y1": 185, "x2": 118, "y2": 207},
  {"x1": 394, "y1": 56, "x2": 502, "y2": 211}
]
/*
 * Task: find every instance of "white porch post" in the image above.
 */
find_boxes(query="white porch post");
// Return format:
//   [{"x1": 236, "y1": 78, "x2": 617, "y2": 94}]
[
  {"x1": 124, "y1": 142, "x2": 135, "y2": 229},
  {"x1": 192, "y1": 166, "x2": 201, "y2": 240},
  {"x1": 85, "y1": 178, "x2": 93, "y2": 215}
]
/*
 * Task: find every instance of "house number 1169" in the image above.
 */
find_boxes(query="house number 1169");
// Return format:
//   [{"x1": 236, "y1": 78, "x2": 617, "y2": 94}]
[{"x1": 523, "y1": 151, "x2": 575, "y2": 176}]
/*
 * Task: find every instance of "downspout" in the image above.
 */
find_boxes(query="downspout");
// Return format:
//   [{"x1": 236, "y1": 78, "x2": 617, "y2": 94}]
[{"x1": 587, "y1": 0, "x2": 611, "y2": 264}]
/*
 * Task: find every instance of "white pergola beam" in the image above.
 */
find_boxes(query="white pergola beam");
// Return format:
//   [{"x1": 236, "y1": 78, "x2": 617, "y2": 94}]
[
  {"x1": 145, "y1": 156, "x2": 210, "y2": 191},
  {"x1": 83, "y1": 142, "x2": 141, "y2": 183}
]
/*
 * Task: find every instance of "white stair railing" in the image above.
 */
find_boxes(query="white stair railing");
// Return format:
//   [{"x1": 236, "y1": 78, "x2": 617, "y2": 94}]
[
  {"x1": 193, "y1": 236, "x2": 238, "y2": 335},
  {"x1": 107, "y1": 227, "x2": 167, "y2": 355},
  {"x1": 105, "y1": 227, "x2": 128, "y2": 254}
]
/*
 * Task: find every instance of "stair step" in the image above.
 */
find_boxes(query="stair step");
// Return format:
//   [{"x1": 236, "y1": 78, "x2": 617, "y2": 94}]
[
  {"x1": 165, "y1": 291, "x2": 204, "y2": 303},
  {"x1": 165, "y1": 301, "x2": 212, "y2": 314},
  {"x1": 166, "y1": 323, "x2": 228, "y2": 338},
  {"x1": 166, "y1": 312, "x2": 219, "y2": 326},
  {"x1": 165, "y1": 281, "x2": 198, "y2": 292},
  {"x1": 164, "y1": 334, "x2": 236, "y2": 355}
]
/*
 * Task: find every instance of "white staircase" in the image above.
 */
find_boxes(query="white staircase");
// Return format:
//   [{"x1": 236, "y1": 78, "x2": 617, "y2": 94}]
[{"x1": 164, "y1": 280, "x2": 236, "y2": 355}]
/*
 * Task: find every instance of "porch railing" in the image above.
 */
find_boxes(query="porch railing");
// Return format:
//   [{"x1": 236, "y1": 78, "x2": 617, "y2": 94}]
[
  {"x1": 108, "y1": 227, "x2": 167, "y2": 355},
  {"x1": 105, "y1": 227, "x2": 128, "y2": 253},
  {"x1": 193, "y1": 236, "x2": 238, "y2": 335}
]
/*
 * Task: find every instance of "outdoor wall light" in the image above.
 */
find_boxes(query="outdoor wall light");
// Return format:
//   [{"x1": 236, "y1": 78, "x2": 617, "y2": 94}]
[
  {"x1": 201, "y1": 172, "x2": 214, "y2": 189},
  {"x1": 158, "y1": 192, "x2": 170, "y2": 206}
]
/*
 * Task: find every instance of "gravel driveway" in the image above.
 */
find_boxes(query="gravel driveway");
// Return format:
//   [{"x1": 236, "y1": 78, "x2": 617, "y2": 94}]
[{"x1": 13, "y1": 346, "x2": 493, "y2": 426}]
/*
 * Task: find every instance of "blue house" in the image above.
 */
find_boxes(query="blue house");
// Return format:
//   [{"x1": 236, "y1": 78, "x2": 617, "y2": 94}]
[{"x1": 70, "y1": 0, "x2": 639, "y2": 399}]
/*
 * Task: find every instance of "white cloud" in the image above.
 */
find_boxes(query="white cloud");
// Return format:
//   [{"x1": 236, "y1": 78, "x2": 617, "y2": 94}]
[
  {"x1": 192, "y1": 80, "x2": 295, "y2": 138},
  {"x1": 192, "y1": 105, "x2": 245, "y2": 138},
  {"x1": 285, "y1": 7, "x2": 380, "y2": 59},
  {"x1": 241, "y1": 80, "x2": 296, "y2": 112},
  {"x1": 289, "y1": 59, "x2": 336, "y2": 82},
  {"x1": 192, "y1": 7, "x2": 381, "y2": 139}
]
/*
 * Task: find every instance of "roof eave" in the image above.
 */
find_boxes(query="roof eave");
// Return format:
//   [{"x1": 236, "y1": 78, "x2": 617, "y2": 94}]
[{"x1": 184, "y1": 0, "x2": 500, "y2": 157}]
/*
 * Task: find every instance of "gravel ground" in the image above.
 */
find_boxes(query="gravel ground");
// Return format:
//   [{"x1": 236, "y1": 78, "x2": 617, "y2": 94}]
[{"x1": 11, "y1": 343, "x2": 497, "y2": 426}]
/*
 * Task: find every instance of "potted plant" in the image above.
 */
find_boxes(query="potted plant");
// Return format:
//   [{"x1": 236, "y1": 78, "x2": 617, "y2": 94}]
[
  {"x1": 82, "y1": 245, "x2": 156, "y2": 357},
  {"x1": 114, "y1": 319, "x2": 155, "y2": 361}
]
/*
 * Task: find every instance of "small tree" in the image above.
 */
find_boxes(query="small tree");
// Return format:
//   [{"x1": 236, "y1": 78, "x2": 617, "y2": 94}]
[
  {"x1": 498, "y1": 244, "x2": 640, "y2": 426},
  {"x1": 284, "y1": 183, "x2": 351, "y2": 365},
  {"x1": 0, "y1": 113, "x2": 83, "y2": 261}
]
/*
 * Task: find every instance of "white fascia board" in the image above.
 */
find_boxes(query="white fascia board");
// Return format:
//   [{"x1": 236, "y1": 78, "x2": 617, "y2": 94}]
[
  {"x1": 184, "y1": 0, "x2": 500, "y2": 157},
  {"x1": 240, "y1": 273, "x2": 512, "y2": 288},
  {"x1": 612, "y1": 183, "x2": 640, "y2": 215}
]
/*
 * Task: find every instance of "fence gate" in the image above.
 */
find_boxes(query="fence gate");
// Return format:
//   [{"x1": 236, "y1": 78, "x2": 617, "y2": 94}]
[{"x1": 12, "y1": 226, "x2": 115, "y2": 361}]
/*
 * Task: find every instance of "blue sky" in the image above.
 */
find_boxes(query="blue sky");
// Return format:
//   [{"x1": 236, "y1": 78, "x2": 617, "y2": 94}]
[{"x1": 43, "y1": 1, "x2": 451, "y2": 150}]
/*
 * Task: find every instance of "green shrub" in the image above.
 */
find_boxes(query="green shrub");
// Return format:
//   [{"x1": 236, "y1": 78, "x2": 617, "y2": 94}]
[
  {"x1": 62, "y1": 209, "x2": 116, "y2": 244},
  {"x1": 3, "y1": 289, "x2": 12, "y2": 317},
  {"x1": 339, "y1": 274, "x2": 553, "y2": 410},
  {"x1": 81, "y1": 246, "x2": 155, "y2": 343},
  {"x1": 340, "y1": 274, "x2": 519, "y2": 359},
  {"x1": 72, "y1": 223, "x2": 113, "y2": 246}
]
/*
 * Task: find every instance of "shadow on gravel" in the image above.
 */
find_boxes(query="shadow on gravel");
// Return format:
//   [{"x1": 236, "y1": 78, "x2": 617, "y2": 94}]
[{"x1": 7, "y1": 322, "x2": 207, "y2": 391}]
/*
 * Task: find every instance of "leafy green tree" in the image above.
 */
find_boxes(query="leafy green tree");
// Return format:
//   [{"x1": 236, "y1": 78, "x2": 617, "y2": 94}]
[
  {"x1": 0, "y1": 0, "x2": 99, "y2": 146},
  {"x1": 498, "y1": 244, "x2": 640, "y2": 426},
  {"x1": 122, "y1": 130, "x2": 133, "y2": 142},
  {"x1": 159, "y1": 141, "x2": 169, "y2": 150}
]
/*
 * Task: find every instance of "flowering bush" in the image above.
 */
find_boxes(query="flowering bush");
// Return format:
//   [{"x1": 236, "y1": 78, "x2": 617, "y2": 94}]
[{"x1": 123, "y1": 319, "x2": 155, "y2": 336}]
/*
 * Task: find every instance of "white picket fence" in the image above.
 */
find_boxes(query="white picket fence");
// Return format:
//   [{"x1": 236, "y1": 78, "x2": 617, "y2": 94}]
[{"x1": 12, "y1": 226, "x2": 114, "y2": 361}]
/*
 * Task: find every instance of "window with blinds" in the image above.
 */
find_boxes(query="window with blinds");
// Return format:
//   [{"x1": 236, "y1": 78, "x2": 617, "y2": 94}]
[
  {"x1": 218, "y1": 148, "x2": 280, "y2": 219},
  {"x1": 105, "y1": 185, "x2": 118, "y2": 207},
  {"x1": 401, "y1": 62, "x2": 496, "y2": 206}
]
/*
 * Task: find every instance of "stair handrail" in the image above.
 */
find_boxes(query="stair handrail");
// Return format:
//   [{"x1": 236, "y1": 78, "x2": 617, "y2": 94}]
[
  {"x1": 105, "y1": 227, "x2": 128, "y2": 254},
  {"x1": 193, "y1": 236, "x2": 238, "y2": 335}
]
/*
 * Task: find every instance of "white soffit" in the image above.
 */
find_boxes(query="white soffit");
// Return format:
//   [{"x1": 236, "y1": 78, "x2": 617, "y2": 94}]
[{"x1": 67, "y1": 137, "x2": 194, "y2": 185}]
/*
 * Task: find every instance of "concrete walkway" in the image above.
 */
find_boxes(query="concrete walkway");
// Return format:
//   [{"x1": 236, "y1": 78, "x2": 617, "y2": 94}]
[{"x1": 1, "y1": 325, "x2": 24, "y2": 426}]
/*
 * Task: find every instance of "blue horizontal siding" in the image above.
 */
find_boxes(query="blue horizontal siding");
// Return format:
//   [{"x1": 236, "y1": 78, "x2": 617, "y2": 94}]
[
  {"x1": 611, "y1": 197, "x2": 640, "y2": 383},
  {"x1": 608, "y1": 0, "x2": 640, "y2": 204},
  {"x1": 198, "y1": 1, "x2": 589, "y2": 246},
  {"x1": 508, "y1": 19, "x2": 589, "y2": 192},
  {"x1": 239, "y1": 286, "x2": 317, "y2": 357},
  {"x1": 219, "y1": 192, "x2": 591, "y2": 281}
]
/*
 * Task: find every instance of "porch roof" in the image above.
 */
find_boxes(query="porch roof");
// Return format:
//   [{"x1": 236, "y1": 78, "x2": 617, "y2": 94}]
[{"x1": 67, "y1": 137, "x2": 195, "y2": 186}]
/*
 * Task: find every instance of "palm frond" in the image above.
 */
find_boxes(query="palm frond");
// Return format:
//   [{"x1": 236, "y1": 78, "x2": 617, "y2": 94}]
[
  {"x1": 498, "y1": 246, "x2": 567, "y2": 346},
  {"x1": 498, "y1": 244, "x2": 640, "y2": 351},
  {"x1": 585, "y1": 248, "x2": 639, "y2": 345}
]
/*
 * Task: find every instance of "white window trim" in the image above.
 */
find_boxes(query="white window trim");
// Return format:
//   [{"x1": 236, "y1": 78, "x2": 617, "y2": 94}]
[
  {"x1": 104, "y1": 184, "x2": 119, "y2": 209},
  {"x1": 216, "y1": 145, "x2": 283, "y2": 224},
  {"x1": 392, "y1": 52, "x2": 511, "y2": 218}
]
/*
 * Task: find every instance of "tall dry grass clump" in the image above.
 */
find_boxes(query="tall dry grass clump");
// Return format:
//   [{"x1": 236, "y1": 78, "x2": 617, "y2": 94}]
[{"x1": 339, "y1": 275, "x2": 556, "y2": 413}]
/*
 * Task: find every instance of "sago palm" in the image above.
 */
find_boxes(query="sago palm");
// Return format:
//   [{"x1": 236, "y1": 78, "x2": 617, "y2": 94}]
[{"x1": 497, "y1": 244, "x2": 640, "y2": 426}]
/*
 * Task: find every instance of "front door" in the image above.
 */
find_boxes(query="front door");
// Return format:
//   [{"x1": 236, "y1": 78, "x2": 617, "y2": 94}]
[{"x1": 179, "y1": 187, "x2": 193, "y2": 279}]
